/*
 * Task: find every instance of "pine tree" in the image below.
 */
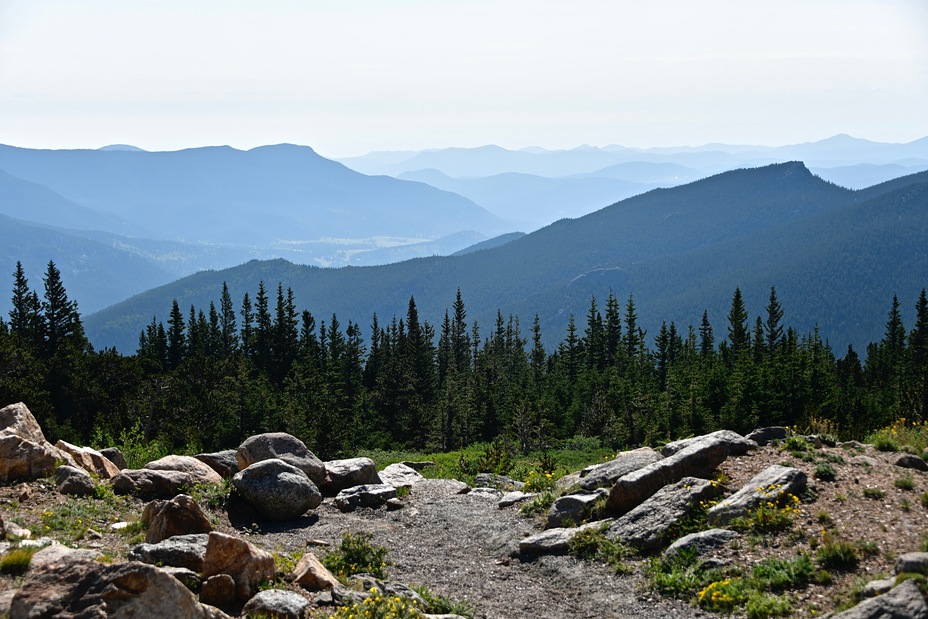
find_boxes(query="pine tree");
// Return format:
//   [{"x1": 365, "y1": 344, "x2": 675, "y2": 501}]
[
  {"x1": 41, "y1": 260, "x2": 81, "y2": 354},
  {"x1": 219, "y1": 282, "x2": 237, "y2": 356},
  {"x1": 167, "y1": 299, "x2": 185, "y2": 369},
  {"x1": 764, "y1": 287, "x2": 785, "y2": 354},
  {"x1": 699, "y1": 310, "x2": 714, "y2": 357},
  {"x1": 727, "y1": 287, "x2": 749, "y2": 361}
]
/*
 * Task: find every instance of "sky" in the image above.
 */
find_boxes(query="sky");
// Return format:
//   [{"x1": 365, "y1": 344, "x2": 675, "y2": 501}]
[{"x1": 0, "y1": 0, "x2": 926, "y2": 158}]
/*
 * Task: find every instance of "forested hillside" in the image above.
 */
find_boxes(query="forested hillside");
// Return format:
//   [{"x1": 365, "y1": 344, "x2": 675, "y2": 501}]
[
  {"x1": 85, "y1": 163, "x2": 928, "y2": 353},
  {"x1": 2, "y1": 259, "x2": 926, "y2": 463}
]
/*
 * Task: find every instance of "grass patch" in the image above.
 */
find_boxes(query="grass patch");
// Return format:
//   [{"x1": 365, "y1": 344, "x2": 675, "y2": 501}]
[
  {"x1": 0, "y1": 546, "x2": 39, "y2": 575},
  {"x1": 816, "y1": 535, "x2": 859, "y2": 571},
  {"x1": 863, "y1": 487, "x2": 886, "y2": 500},
  {"x1": 894, "y1": 473, "x2": 916, "y2": 491},
  {"x1": 518, "y1": 489, "x2": 557, "y2": 517},
  {"x1": 413, "y1": 585, "x2": 475, "y2": 618},
  {"x1": 867, "y1": 419, "x2": 928, "y2": 454},
  {"x1": 39, "y1": 494, "x2": 136, "y2": 543},
  {"x1": 730, "y1": 491, "x2": 802, "y2": 534},
  {"x1": 567, "y1": 524, "x2": 635, "y2": 574}
]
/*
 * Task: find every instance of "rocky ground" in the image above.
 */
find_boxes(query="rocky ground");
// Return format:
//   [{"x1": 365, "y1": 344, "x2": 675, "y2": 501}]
[{"x1": 2, "y1": 432, "x2": 928, "y2": 618}]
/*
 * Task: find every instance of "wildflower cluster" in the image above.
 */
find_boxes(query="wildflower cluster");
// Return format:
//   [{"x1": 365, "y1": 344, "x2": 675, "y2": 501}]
[
  {"x1": 733, "y1": 485, "x2": 801, "y2": 533},
  {"x1": 697, "y1": 579, "x2": 743, "y2": 612},
  {"x1": 522, "y1": 468, "x2": 556, "y2": 493},
  {"x1": 329, "y1": 590, "x2": 425, "y2": 619},
  {"x1": 867, "y1": 418, "x2": 928, "y2": 453}
]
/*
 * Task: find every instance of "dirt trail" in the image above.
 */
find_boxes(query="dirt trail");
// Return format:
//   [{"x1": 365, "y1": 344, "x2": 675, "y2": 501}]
[{"x1": 255, "y1": 485, "x2": 710, "y2": 619}]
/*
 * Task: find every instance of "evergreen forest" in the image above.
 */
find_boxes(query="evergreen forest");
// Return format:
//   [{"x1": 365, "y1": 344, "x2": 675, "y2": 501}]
[{"x1": 1, "y1": 260, "x2": 927, "y2": 461}]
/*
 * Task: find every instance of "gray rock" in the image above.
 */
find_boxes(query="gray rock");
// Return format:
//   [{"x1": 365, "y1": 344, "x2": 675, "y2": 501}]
[
  {"x1": 661, "y1": 429, "x2": 757, "y2": 457},
  {"x1": 546, "y1": 488, "x2": 608, "y2": 528},
  {"x1": 335, "y1": 483, "x2": 397, "y2": 511},
  {"x1": 608, "y1": 439, "x2": 729, "y2": 515},
  {"x1": 348, "y1": 574, "x2": 426, "y2": 607},
  {"x1": 237, "y1": 432, "x2": 325, "y2": 484},
  {"x1": 242, "y1": 589, "x2": 309, "y2": 619},
  {"x1": 100, "y1": 446, "x2": 128, "y2": 470},
  {"x1": 28, "y1": 544, "x2": 98, "y2": 570},
  {"x1": 321, "y1": 457, "x2": 381, "y2": 496},
  {"x1": 895, "y1": 552, "x2": 928, "y2": 575},
  {"x1": 895, "y1": 454, "x2": 928, "y2": 472},
  {"x1": 469, "y1": 487, "x2": 504, "y2": 499},
  {"x1": 0, "y1": 402, "x2": 76, "y2": 482},
  {"x1": 474, "y1": 473, "x2": 524, "y2": 491},
  {"x1": 498, "y1": 491, "x2": 537, "y2": 508},
  {"x1": 663, "y1": 528, "x2": 740, "y2": 561},
  {"x1": 55, "y1": 440, "x2": 121, "y2": 479},
  {"x1": 161, "y1": 566, "x2": 203, "y2": 592},
  {"x1": 555, "y1": 472, "x2": 582, "y2": 492},
  {"x1": 195, "y1": 450, "x2": 239, "y2": 478},
  {"x1": 128, "y1": 533, "x2": 210, "y2": 572},
  {"x1": 112, "y1": 468, "x2": 197, "y2": 499},
  {"x1": 379, "y1": 462, "x2": 425, "y2": 488},
  {"x1": 579, "y1": 447, "x2": 663, "y2": 491},
  {"x1": 841, "y1": 440, "x2": 870, "y2": 450},
  {"x1": 200, "y1": 573, "x2": 237, "y2": 612},
  {"x1": 55, "y1": 464, "x2": 96, "y2": 496},
  {"x1": 708, "y1": 465, "x2": 807, "y2": 526},
  {"x1": 202, "y1": 531, "x2": 276, "y2": 603},
  {"x1": 10, "y1": 559, "x2": 214, "y2": 618},
  {"x1": 144, "y1": 455, "x2": 224, "y2": 486},
  {"x1": 519, "y1": 520, "x2": 613, "y2": 556},
  {"x1": 852, "y1": 456, "x2": 880, "y2": 468},
  {"x1": 401, "y1": 461, "x2": 435, "y2": 470},
  {"x1": 828, "y1": 579, "x2": 928, "y2": 619},
  {"x1": 232, "y1": 458, "x2": 322, "y2": 521},
  {"x1": 145, "y1": 493, "x2": 213, "y2": 544},
  {"x1": 860, "y1": 578, "x2": 895, "y2": 598},
  {"x1": 607, "y1": 477, "x2": 724, "y2": 550},
  {"x1": 745, "y1": 426, "x2": 789, "y2": 446}
]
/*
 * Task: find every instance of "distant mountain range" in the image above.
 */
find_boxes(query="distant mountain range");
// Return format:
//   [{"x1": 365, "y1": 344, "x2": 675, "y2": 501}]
[
  {"x1": 84, "y1": 162, "x2": 928, "y2": 355},
  {"x1": 344, "y1": 135, "x2": 928, "y2": 230},
  {"x1": 0, "y1": 143, "x2": 507, "y2": 312}
]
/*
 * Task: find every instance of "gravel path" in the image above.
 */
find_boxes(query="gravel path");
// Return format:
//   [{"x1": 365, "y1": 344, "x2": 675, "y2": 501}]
[{"x1": 253, "y1": 480, "x2": 710, "y2": 619}]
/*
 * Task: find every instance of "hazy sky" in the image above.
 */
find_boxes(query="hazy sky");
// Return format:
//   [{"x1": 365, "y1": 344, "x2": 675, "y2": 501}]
[{"x1": 0, "y1": 0, "x2": 926, "y2": 158}]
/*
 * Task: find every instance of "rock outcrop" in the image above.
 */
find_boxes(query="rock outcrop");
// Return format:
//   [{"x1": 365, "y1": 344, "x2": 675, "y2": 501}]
[
  {"x1": 201, "y1": 531, "x2": 276, "y2": 602},
  {"x1": 237, "y1": 432, "x2": 325, "y2": 484},
  {"x1": 0, "y1": 402, "x2": 76, "y2": 482},
  {"x1": 707, "y1": 465, "x2": 807, "y2": 526},
  {"x1": 144, "y1": 455, "x2": 224, "y2": 486},
  {"x1": 144, "y1": 494, "x2": 213, "y2": 544},
  {"x1": 579, "y1": 447, "x2": 663, "y2": 491},
  {"x1": 320, "y1": 457, "x2": 382, "y2": 496}
]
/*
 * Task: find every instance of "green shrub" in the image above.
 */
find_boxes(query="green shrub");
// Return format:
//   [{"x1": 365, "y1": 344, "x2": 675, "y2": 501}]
[
  {"x1": 697, "y1": 578, "x2": 748, "y2": 613},
  {"x1": 814, "y1": 463, "x2": 837, "y2": 482},
  {"x1": 519, "y1": 489, "x2": 557, "y2": 516},
  {"x1": 568, "y1": 525, "x2": 634, "y2": 574},
  {"x1": 750, "y1": 554, "x2": 813, "y2": 591},
  {"x1": 731, "y1": 491, "x2": 802, "y2": 534},
  {"x1": 322, "y1": 531, "x2": 391, "y2": 581},
  {"x1": 894, "y1": 473, "x2": 915, "y2": 491},
  {"x1": 745, "y1": 591, "x2": 793, "y2": 619},
  {"x1": 872, "y1": 434, "x2": 900, "y2": 453},
  {"x1": 782, "y1": 435, "x2": 810, "y2": 453}
]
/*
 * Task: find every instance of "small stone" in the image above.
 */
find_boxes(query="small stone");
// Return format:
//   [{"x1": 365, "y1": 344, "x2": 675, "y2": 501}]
[{"x1": 242, "y1": 589, "x2": 310, "y2": 619}]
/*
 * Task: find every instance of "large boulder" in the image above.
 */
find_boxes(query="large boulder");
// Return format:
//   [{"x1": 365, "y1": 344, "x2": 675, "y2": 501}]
[
  {"x1": 54, "y1": 464, "x2": 96, "y2": 497},
  {"x1": 10, "y1": 557, "x2": 224, "y2": 619},
  {"x1": 55, "y1": 440, "x2": 121, "y2": 479},
  {"x1": 202, "y1": 531, "x2": 276, "y2": 602},
  {"x1": 112, "y1": 468, "x2": 197, "y2": 499},
  {"x1": 661, "y1": 429, "x2": 757, "y2": 457},
  {"x1": 196, "y1": 450, "x2": 240, "y2": 478},
  {"x1": 707, "y1": 465, "x2": 807, "y2": 526},
  {"x1": 237, "y1": 432, "x2": 325, "y2": 484},
  {"x1": 579, "y1": 447, "x2": 663, "y2": 491},
  {"x1": 320, "y1": 457, "x2": 381, "y2": 496},
  {"x1": 145, "y1": 455, "x2": 224, "y2": 486},
  {"x1": 608, "y1": 439, "x2": 729, "y2": 515},
  {"x1": 546, "y1": 488, "x2": 608, "y2": 528},
  {"x1": 379, "y1": 462, "x2": 425, "y2": 488},
  {"x1": 895, "y1": 552, "x2": 928, "y2": 575},
  {"x1": 128, "y1": 533, "x2": 210, "y2": 572},
  {"x1": 335, "y1": 483, "x2": 397, "y2": 511},
  {"x1": 895, "y1": 454, "x2": 928, "y2": 472},
  {"x1": 0, "y1": 402, "x2": 76, "y2": 482},
  {"x1": 408, "y1": 478, "x2": 470, "y2": 499},
  {"x1": 828, "y1": 579, "x2": 928, "y2": 619},
  {"x1": 474, "y1": 473, "x2": 524, "y2": 491},
  {"x1": 232, "y1": 458, "x2": 322, "y2": 521},
  {"x1": 607, "y1": 477, "x2": 724, "y2": 551},
  {"x1": 144, "y1": 494, "x2": 213, "y2": 544}
]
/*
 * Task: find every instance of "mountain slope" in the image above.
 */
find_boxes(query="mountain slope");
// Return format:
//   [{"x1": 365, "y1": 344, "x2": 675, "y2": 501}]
[
  {"x1": 0, "y1": 143, "x2": 503, "y2": 244},
  {"x1": 0, "y1": 215, "x2": 175, "y2": 316},
  {"x1": 83, "y1": 163, "x2": 927, "y2": 353}
]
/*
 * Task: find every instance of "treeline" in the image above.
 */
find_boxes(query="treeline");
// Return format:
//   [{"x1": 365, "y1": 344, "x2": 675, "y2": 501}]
[{"x1": 1, "y1": 260, "x2": 927, "y2": 459}]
